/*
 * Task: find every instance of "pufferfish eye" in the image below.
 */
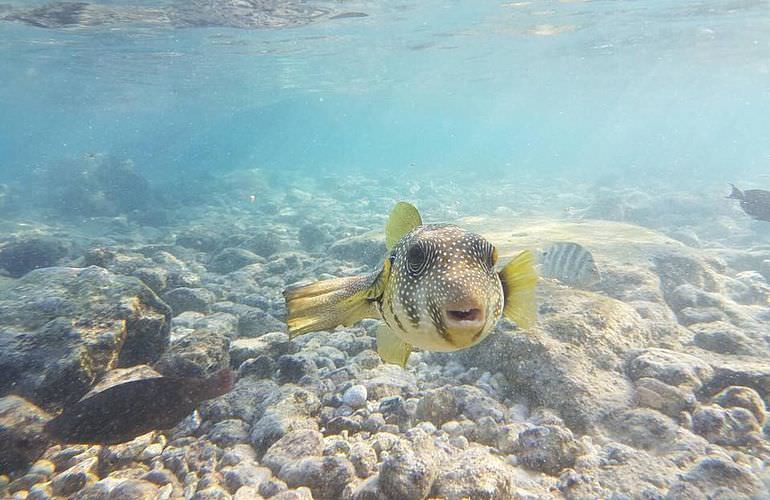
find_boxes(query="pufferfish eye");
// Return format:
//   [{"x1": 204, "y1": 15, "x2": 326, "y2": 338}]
[{"x1": 406, "y1": 243, "x2": 429, "y2": 276}]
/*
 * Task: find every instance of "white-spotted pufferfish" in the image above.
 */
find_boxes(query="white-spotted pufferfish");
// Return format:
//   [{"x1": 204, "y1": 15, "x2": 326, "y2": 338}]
[{"x1": 284, "y1": 202, "x2": 537, "y2": 367}]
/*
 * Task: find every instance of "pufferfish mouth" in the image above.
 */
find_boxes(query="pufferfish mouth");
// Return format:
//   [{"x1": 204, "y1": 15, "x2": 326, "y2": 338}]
[{"x1": 444, "y1": 301, "x2": 486, "y2": 328}]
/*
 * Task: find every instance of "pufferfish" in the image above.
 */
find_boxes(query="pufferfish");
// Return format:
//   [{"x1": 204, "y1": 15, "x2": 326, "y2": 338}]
[{"x1": 283, "y1": 202, "x2": 537, "y2": 367}]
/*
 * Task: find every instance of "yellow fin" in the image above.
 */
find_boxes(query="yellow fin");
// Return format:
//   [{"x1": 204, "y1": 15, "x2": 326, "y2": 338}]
[
  {"x1": 376, "y1": 323, "x2": 412, "y2": 368},
  {"x1": 499, "y1": 250, "x2": 538, "y2": 329},
  {"x1": 385, "y1": 202, "x2": 422, "y2": 250},
  {"x1": 284, "y1": 260, "x2": 390, "y2": 338}
]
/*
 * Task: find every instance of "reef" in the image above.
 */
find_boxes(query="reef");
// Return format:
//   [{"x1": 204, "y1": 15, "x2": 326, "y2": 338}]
[{"x1": 0, "y1": 167, "x2": 769, "y2": 498}]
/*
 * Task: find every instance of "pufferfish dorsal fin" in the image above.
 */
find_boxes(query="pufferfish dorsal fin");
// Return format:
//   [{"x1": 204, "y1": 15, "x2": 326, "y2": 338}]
[
  {"x1": 284, "y1": 259, "x2": 391, "y2": 338},
  {"x1": 498, "y1": 250, "x2": 538, "y2": 329},
  {"x1": 385, "y1": 202, "x2": 422, "y2": 250},
  {"x1": 376, "y1": 323, "x2": 413, "y2": 368}
]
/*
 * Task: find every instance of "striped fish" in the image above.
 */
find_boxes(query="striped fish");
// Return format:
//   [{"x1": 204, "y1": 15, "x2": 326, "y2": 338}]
[
  {"x1": 283, "y1": 202, "x2": 538, "y2": 367},
  {"x1": 537, "y1": 242, "x2": 600, "y2": 288}
]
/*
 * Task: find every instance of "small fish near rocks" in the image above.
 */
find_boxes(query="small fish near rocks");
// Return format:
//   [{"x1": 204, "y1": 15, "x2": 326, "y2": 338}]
[
  {"x1": 44, "y1": 368, "x2": 234, "y2": 445},
  {"x1": 728, "y1": 184, "x2": 770, "y2": 222},
  {"x1": 537, "y1": 241, "x2": 601, "y2": 288},
  {"x1": 284, "y1": 202, "x2": 538, "y2": 367}
]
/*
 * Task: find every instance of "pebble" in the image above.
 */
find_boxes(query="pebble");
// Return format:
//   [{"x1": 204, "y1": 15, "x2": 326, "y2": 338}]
[
  {"x1": 262, "y1": 429, "x2": 324, "y2": 474},
  {"x1": 712, "y1": 386, "x2": 766, "y2": 425},
  {"x1": 349, "y1": 442, "x2": 378, "y2": 478},
  {"x1": 222, "y1": 464, "x2": 270, "y2": 493},
  {"x1": 692, "y1": 406, "x2": 761, "y2": 446},
  {"x1": 107, "y1": 479, "x2": 159, "y2": 499},
  {"x1": 50, "y1": 457, "x2": 98, "y2": 497},
  {"x1": 191, "y1": 486, "x2": 232, "y2": 500},
  {"x1": 138, "y1": 444, "x2": 165, "y2": 462},
  {"x1": 342, "y1": 385, "x2": 368, "y2": 409},
  {"x1": 516, "y1": 425, "x2": 581, "y2": 474}
]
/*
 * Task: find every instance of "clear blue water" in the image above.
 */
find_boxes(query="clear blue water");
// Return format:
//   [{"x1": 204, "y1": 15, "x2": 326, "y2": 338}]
[{"x1": 1, "y1": 0, "x2": 769, "y2": 185}]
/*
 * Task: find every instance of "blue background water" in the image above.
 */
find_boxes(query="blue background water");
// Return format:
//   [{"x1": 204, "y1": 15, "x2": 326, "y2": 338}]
[{"x1": 1, "y1": 0, "x2": 768, "y2": 185}]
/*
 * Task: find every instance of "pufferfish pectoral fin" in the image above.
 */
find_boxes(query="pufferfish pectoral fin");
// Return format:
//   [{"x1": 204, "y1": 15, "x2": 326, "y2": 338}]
[
  {"x1": 385, "y1": 202, "x2": 422, "y2": 250},
  {"x1": 376, "y1": 323, "x2": 413, "y2": 368},
  {"x1": 499, "y1": 250, "x2": 538, "y2": 329},
  {"x1": 284, "y1": 260, "x2": 391, "y2": 338}
]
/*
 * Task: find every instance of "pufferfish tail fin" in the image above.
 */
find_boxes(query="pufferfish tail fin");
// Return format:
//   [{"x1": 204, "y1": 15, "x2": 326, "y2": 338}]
[
  {"x1": 498, "y1": 250, "x2": 538, "y2": 329},
  {"x1": 283, "y1": 260, "x2": 391, "y2": 338}
]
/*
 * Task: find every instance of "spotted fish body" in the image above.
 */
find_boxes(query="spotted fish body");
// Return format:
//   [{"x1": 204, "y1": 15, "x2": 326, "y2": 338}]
[
  {"x1": 380, "y1": 224, "x2": 503, "y2": 351},
  {"x1": 284, "y1": 202, "x2": 537, "y2": 367}
]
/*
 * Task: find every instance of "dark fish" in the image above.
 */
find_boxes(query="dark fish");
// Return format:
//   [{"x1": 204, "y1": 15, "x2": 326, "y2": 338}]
[
  {"x1": 728, "y1": 184, "x2": 770, "y2": 222},
  {"x1": 44, "y1": 369, "x2": 233, "y2": 445},
  {"x1": 330, "y1": 12, "x2": 368, "y2": 19},
  {"x1": 538, "y1": 242, "x2": 601, "y2": 288}
]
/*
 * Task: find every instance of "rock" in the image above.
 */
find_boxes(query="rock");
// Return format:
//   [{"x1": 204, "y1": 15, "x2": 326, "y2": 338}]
[
  {"x1": 0, "y1": 396, "x2": 52, "y2": 475},
  {"x1": 681, "y1": 456, "x2": 763, "y2": 496},
  {"x1": 349, "y1": 475, "x2": 382, "y2": 500},
  {"x1": 249, "y1": 386, "x2": 321, "y2": 455},
  {"x1": 379, "y1": 396, "x2": 411, "y2": 430},
  {"x1": 415, "y1": 386, "x2": 457, "y2": 427},
  {"x1": 277, "y1": 355, "x2": 318, "y2": 384},
  {"x1": 298, "y1": 224, "x2": 331, "y2": 251},
  {"x1": 349, "y1": 442, "x2": 377, "y2": 478},
  {"x1": 233, "y1": 486, "x2": 262, "y2": 500},
  {"x1": 191, "y1": 485, "x2": 231, "y2": 499},
  {"x1": 604, "y1": 408, "x2": 679, "y2": 450},
  {"x1": 431, "y1": 447, "x2": 516, "y2": 499},
  {"x1": 691, "y1": 322, "x2": 755, "y2": 355},
  {"x1": 515, "y1": 425, "x2": 580, "y2": 474},
  {"x1": 8, "y1": 472, "x2": 48, "y2": 493},
  {"x1": 162, "y1": 287, "x2": 216, "y2": 315},
  {"x1": 27, "y1": 482, "x2": 54, "y2": 500},
  {"x1": 262, "y1": 429, "x2": 324, "y2": 474},
  {"x1": 700, "y1": 361, "x2": 770, "y2": 405},
  {"x1": 154, "y1": 326, "x2": 230, "y2": 378},
  {"x1": 461, "y1": 285, "x2": 652, "y2": 432},
  {"x1": 207, "y1": 419, "x2": 250, "y2": 447},
  {"x1": 626, "y1": 348, "x2": 713, "y2": 390},
  {"x1": 712, "y1": 386, "x2": 766, "y2": 424},
  {"x1": 199, "y1": 377, "x2": 279, "y2": 426},
  {"x1": 0, "y1": 266, "x2": 171, "y2": 409},
  {"x1": 328, "y1": 232, "x2": 386, "y2": 267},
  {"x1": 214, "y1": 304, "x2": 286, "y2": 337},
  {"x1": 362, "y1": 365, "x2": 418, "y2": 400},
  {"x1": 342, "y1": 385, "x2": 368, "y2": 409},
  {"x1": 451, "y1": 385, "x2": 506, "y2": 423},
  {"x1": 229, "y1": 333, "x2": 292, "y2": 368},
  {"x1": 379, "y1": 432, "x2": 437, "y2": 500},
  {"x1": 278, "y1": 456, "x2": 356, "y2": 500},
  {"x1": 270, "y1": 487, "x2": 314, "y2": 500},
  {"x1": 132, "y1": 267, "x2": 169, "y2": 294},
  {"x1": 107, "y1": 479, "x2": 158, "y2": 499},
  {"x1": 237, "y1": 356, "x2": 276, "y2": 379},
  {"x1": 0, "y1": 237, "x2": 68, "y2": 277},
  {"x1": 691, "y1": 406, "x2": 761, "y2": 446},
  {"x1": 209, "y1": 248, "x2": 262, "y2": 274},
  {"x1": 50, "y1": 457, "x2": 98, "y2": 496},
  {"x1": 258, "y1": 478, "x2": 288, "y2": 498},
  {"x1": 142, "y1": 468, "x2": 177, "y2": 486},
  {"x1": 633, "y1": 377, "x2": 696, "y2": 417},
  {"x1": 241, "y1": 232, "x2": 282, "y2": 258},
  {"x1": 222, "y1": 463, "x2": 270, "y2": 494}
]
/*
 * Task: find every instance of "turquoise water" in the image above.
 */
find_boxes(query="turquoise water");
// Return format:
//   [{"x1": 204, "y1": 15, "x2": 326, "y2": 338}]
[{"x1": 2, "y1": 0, "x2": 768, "y2": 185}]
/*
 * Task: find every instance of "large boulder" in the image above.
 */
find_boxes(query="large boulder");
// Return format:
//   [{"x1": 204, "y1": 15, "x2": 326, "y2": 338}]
[
  {"x1": 0, "y1": 237, "x2": 69, "y2": 278},
  {"x1": 460, "y1": 284, "x2": 649, "y2": 432},
  {"x1": 0, "y1": 266, "x2": 171, "y2": 410}
]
